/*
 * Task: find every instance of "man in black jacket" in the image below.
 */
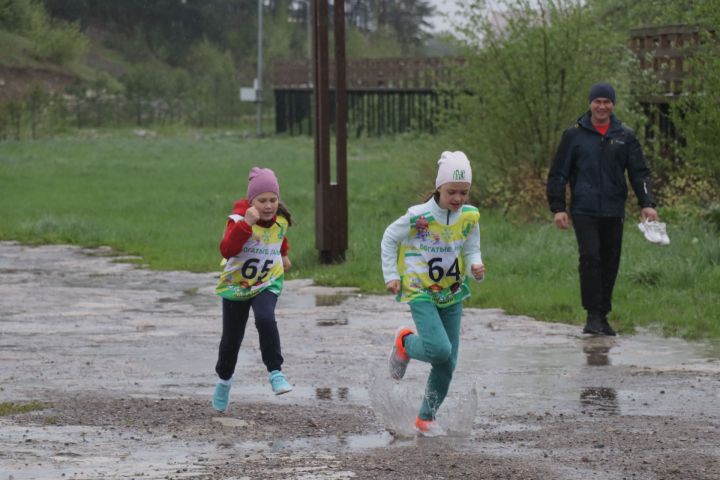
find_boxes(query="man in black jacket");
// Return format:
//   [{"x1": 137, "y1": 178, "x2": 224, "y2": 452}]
[{"x1": 546, "y1": 82, "x2": 659, "y2": 336}]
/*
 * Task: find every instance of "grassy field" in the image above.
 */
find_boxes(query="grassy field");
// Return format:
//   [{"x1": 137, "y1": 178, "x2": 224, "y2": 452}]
[{"x1": 1, "y1": 130, "x2": 718, "y2": 339}]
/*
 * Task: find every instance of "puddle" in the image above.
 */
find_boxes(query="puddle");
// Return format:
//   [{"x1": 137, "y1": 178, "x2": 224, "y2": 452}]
[
  {"x1": 0, "y1": 425, "x2": 207, "y2": 480},
  {"x1": 454, "y1": 332, "x2": 720, "y2": 418},
  {"x1": 212, "y1": 417, "x2": 253, "y2": 427},
  {"x1": 232, "y1": 431, "x2": 394, "y2": 453},
  {"x1": 277, "y1": 285, "x2": 359, "y2": 309},
  {"x1": 157, "y1": 287, "x2": 201, "y2": 304}
]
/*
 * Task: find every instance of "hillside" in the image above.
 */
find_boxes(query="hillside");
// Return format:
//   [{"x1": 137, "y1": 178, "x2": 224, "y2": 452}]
[{"x1": 0, "y1": 26, "x2": 132, "y2": 101}]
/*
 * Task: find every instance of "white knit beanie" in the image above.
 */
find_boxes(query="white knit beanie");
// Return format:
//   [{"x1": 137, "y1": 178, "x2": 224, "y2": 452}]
[{"x1": 435, "y1": 151, "x2": 472, "y2": 188}]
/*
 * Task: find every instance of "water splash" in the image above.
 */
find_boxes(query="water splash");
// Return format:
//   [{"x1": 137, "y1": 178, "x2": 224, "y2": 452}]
[
  {"x1": 368, "y1": 363, "x2": 479, "y2": 438},
  {"x1": 439, "y1": 384, "x2": 478, "y2": 436},
  {"x1": 368, "y1": 366, "x2": 422, "y2": 437}
]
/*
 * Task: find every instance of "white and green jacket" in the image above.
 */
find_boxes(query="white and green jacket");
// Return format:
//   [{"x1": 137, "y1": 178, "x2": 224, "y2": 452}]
[{"x1": 381, "y1": 198, "x2": 483, "y2": 307}]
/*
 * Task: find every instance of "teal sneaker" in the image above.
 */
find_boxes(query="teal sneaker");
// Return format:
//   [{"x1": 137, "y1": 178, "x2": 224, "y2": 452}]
[
  {"x1": 269, "y1": 370, "x2": 293, "y2": 395},
  {"x1": 212, "y1": 381, "x2": 232, "y2": 412}
]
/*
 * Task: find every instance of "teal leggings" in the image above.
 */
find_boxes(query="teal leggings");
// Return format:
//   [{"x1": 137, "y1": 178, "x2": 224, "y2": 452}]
[{"x1": 405, "y1": 301, "x2": 463, "y2": 421}]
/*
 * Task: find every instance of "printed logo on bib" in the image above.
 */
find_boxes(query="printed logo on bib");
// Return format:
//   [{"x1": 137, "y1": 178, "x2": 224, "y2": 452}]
[{"x1": 415, "y1": 216, "x2": 430, "y2": 240}]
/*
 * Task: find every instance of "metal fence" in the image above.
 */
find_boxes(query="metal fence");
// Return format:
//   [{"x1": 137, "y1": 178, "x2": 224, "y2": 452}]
[{"x1": 272, "y1": 57, "x2": 463, "y2": 136}]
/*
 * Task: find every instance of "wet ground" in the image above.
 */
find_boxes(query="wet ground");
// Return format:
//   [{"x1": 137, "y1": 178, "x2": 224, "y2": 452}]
[{"x1": 1, "y1": 241, "x2": 719, "y2": 479}]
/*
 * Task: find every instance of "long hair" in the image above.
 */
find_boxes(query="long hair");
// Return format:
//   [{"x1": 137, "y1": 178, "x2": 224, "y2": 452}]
[
  {"x1": 277, "y1": 201, "x2": 293, "y2": 226},
  {"x1": 423, "y1": 190, "x2": 440, "y2": 203}
]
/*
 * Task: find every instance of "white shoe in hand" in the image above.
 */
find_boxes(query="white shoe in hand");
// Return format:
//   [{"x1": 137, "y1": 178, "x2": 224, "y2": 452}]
[{"x1": 638, "y1": 220, "x2": 670, "y2": 245}]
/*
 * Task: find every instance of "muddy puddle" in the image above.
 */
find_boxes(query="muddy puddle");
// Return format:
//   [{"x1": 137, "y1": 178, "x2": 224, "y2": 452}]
[{"x1": 1, "y1": 242, "x2": 719, "y2": 479}]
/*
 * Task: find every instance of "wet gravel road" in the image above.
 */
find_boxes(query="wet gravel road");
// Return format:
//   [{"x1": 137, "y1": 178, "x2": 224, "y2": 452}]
[{"x1": 1, "y1": 242, "x2": 719, "y2": 479}]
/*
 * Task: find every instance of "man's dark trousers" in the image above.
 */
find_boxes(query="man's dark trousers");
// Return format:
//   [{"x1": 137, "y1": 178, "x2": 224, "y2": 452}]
[{"x1": 572, "y1": 214, "x2": 624, "y2": 316}]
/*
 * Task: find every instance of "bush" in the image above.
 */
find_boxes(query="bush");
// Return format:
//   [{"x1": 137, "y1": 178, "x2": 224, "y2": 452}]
[
  {"x1": 0, "y1": 0, "x2": 45, "y2": 33},
  {"x1": 0, "y1": 0, "x2": 88, "y2": 65},
  {"x1": 451, "y1": 0, "x2": 638, "y2": 216},
  {"x1": 33, "y1": 18, "x2": 88, "y2": 65}
]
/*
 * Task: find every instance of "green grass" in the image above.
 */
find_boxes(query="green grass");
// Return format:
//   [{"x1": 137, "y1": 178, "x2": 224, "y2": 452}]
[
  {"x1": 1, "y1": 130, "x2": 718, "y2": 340},
  {"x1": 478, "y1": 212, "x2": 720, "y2": 339},
  {"x1": 0, "y1": 401, "x2": 46, "y2": 416}
]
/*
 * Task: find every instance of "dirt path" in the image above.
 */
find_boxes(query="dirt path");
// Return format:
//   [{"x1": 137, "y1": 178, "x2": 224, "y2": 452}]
[{"x1": 1, "y1": 242, "x2": 719, "y2": 479}]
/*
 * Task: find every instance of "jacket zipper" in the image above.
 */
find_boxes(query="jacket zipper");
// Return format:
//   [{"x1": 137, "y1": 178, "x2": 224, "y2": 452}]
[{"x1": 599, "y1": 133, "x2": 605, "y2": 213}]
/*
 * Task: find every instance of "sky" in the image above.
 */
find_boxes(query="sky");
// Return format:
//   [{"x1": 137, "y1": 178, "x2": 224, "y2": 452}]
[{"x1": 427, "y1": 0, "x2": 464, "y2": 33}]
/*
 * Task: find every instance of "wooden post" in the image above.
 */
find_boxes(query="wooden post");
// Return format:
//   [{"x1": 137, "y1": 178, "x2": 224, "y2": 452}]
[{"x1": 313, "y1": 0, "x2": 348, "y2": 263}]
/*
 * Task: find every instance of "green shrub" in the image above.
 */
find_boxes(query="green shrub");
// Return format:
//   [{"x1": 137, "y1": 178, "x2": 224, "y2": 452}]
[{"x1": 33, "y1": 18, "x2": 88, "y2": 65}]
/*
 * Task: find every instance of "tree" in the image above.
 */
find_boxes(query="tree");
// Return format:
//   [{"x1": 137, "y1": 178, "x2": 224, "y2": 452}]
[
  {"x1": 42, "y1": 0, "x2": 257, "y2": 66},
  {"x1": 372, "y1": 0, "x2": 436, "y2": 53},
  {"x1": 452, "y1": 0, "x2": 633, "y2": 215},
  {"x1": 2, "y1": 0, "x2": 87, "y2": 65},
  {"x1": 185, "y1": 40, "x2": 239, "y2": 127},
  {"x1": 668, "y1": 1, "x2": 720, "y2": 211},
  {"x1": 587, "y1": 0, "x2": 698, "y2": 31},
  {"x1": 586, "y1": 0, "x2": 720, "y2": 210}
]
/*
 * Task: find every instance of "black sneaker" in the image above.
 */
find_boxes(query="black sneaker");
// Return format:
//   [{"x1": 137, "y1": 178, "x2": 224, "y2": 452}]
[
  {"x1": 582, "y1": 313, "x2": 606, "y2": 335},
  {"x1": 600, "y1": 317, "x2": 616, "y2": 336}
]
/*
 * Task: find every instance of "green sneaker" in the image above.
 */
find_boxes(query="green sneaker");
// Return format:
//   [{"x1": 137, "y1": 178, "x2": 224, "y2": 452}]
[{"x1": 269, "y1": 370, "x2": 293, "y2": 395}]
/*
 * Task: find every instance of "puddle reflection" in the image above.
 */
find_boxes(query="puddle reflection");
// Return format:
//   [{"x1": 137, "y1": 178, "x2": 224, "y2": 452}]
[
  {"x1": 580, "y1": 339, "x2": 619, "y2": 415},
  {"x1": 580, "y1": 387, "x2": 619, "y2": 415},
  {"x1": 315, "y1": 294, "x2": 350, "y2": 306},
  {"x1": 277, "y1": 292, "x2": 353, "y2": 309},
  {"x1": 316, "y1": 315, "x2": 349, "y2": 327},
  {"x1": 583, "y1": 343, "x2": 612, "y2": 366},
  {"x1": 316, "y1": 387, "x2": 350, "y2": 401}
]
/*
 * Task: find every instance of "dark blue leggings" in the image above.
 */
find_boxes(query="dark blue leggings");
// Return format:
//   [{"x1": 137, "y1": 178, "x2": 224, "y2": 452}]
[{"x1": 215, "y1": 290, "x2": 283, "y2": 380}]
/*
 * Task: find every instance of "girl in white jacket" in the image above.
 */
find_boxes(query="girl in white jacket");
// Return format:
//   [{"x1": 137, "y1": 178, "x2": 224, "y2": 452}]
[{"x1": 381, "y1": 151, "x2": 485, "y2": 436}]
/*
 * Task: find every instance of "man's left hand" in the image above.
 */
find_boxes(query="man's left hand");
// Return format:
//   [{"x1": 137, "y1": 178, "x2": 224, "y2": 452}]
[{"x1": 641, "y1": 207, "x2": 659, "y2": 222}]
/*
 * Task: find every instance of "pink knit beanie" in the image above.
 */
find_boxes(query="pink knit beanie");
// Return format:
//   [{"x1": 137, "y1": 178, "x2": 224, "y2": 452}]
[{"x1": 246, "y1": 167, "x2": 280, "y2": 202}]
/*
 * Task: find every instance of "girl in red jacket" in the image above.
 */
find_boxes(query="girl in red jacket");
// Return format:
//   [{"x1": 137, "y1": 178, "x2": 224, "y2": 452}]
[{"x1": 212, "y1": 167, "x2": 293, "y2": 412}]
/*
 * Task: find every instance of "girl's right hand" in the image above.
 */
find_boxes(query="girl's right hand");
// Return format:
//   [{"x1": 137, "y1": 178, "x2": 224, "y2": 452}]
[
  {"x1": 471, "y1": 263, "x2": 485, "y2": 280},
  {"x1": 386, "y1": 280, "x2": 400, "y2": 294},
  {"x1": 245, "y1": 206, "x2": 260, "y2": 226}
]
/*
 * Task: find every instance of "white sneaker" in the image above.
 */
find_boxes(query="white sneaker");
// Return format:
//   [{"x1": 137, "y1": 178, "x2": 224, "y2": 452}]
[{"x1": 638, "y1": 220, "x2": 670, "y2": 245}]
